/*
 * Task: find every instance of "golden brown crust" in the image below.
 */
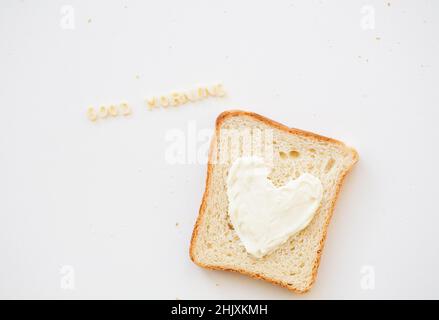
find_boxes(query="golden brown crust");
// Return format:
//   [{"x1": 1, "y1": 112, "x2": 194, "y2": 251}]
[{"x1": 189, "y1": 110, "x2": 359, "y2": 294}]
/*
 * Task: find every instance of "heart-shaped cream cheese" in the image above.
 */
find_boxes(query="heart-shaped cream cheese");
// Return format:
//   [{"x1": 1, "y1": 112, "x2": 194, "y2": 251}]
[{"x1": 227, "y1": 156, "x2": 323, "y2": 258}]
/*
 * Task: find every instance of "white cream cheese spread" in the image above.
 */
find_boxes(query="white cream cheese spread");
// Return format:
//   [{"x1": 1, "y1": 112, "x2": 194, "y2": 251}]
[{"x1": 226, "y1": 156, "x2": 323, "y2": 258}]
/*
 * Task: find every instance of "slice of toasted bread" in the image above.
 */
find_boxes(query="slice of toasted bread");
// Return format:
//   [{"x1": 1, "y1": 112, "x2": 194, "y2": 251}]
[{"x1": 190, "y1": 110, "x2": 358, "y2": 293}]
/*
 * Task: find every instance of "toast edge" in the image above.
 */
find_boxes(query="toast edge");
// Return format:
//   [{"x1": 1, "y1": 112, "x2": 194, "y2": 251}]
[{"x1": 189, "y1": 110, "x2": 359, "y2": 294}]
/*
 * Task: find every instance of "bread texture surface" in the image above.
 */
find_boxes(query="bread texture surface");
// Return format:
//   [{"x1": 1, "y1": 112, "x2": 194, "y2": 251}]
[{"x1": 190, "y1": 110, "x2": 358, "y2": 293}]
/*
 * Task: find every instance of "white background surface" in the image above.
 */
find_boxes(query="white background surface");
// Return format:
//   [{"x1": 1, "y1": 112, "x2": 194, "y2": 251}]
[{"x1": 1, "y1": 0, "x2": 438, "y2": 299}]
